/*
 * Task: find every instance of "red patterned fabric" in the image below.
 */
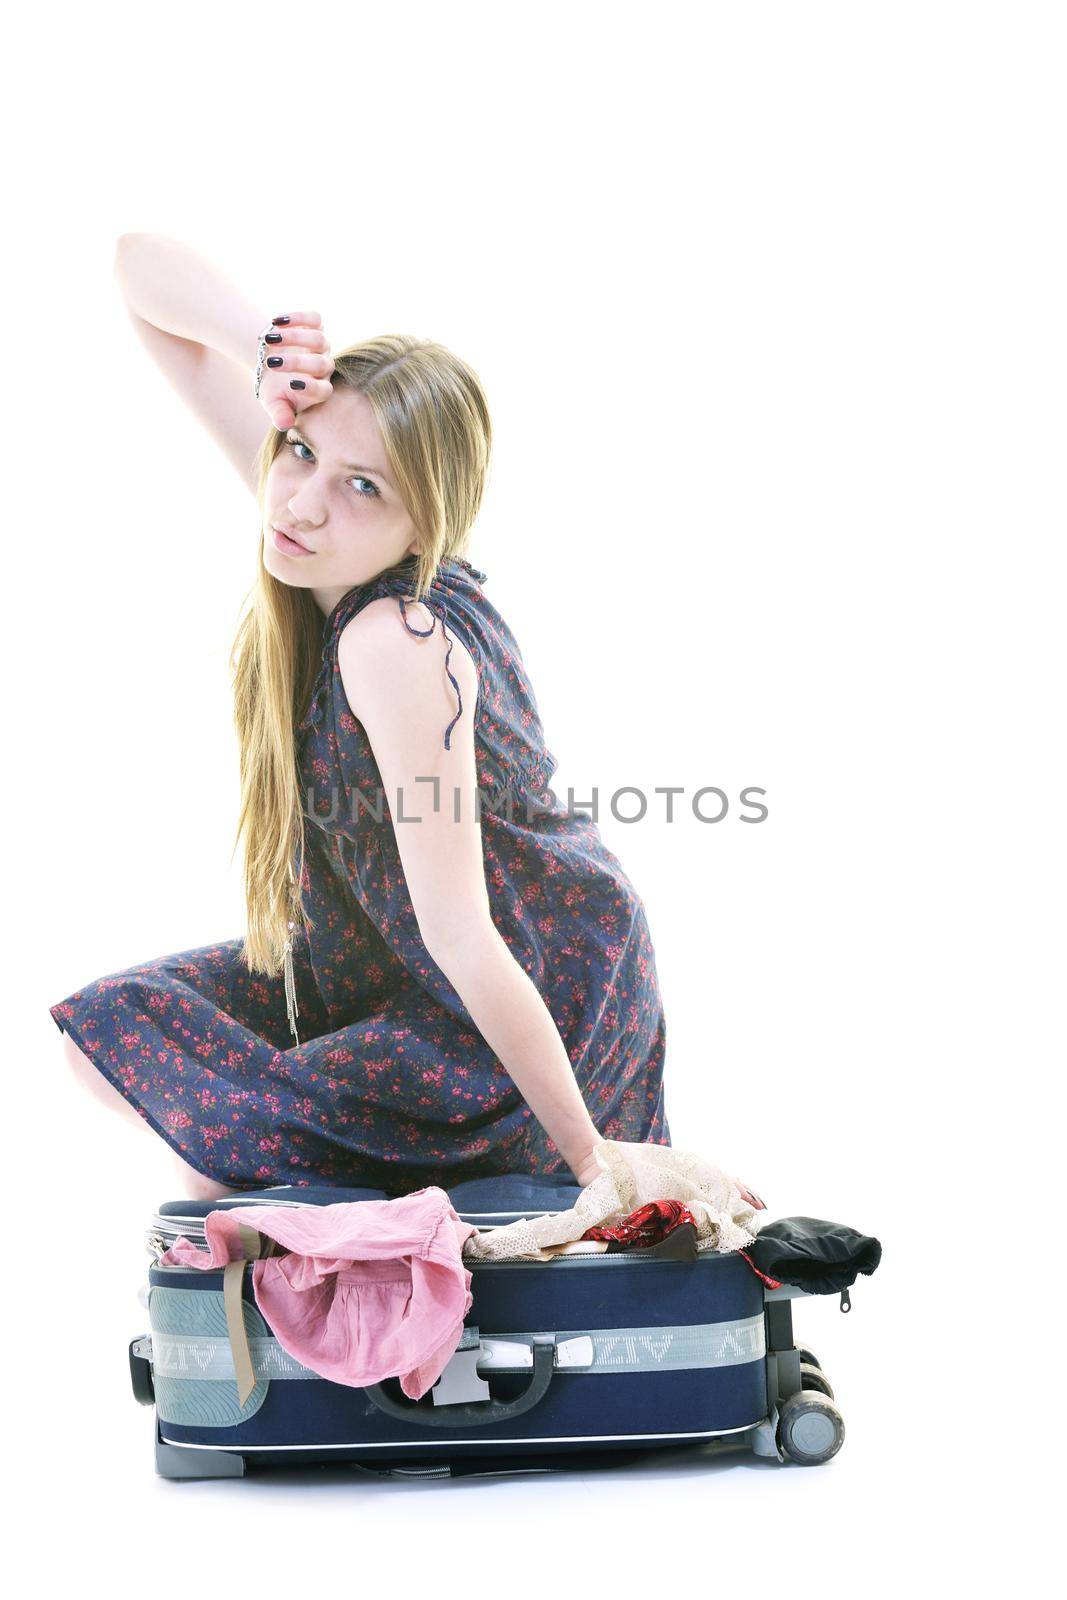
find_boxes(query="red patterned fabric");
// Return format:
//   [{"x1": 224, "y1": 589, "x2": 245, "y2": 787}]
[{"x1": 580, "y1": 1199, "x2": 696, "y2": 1250}]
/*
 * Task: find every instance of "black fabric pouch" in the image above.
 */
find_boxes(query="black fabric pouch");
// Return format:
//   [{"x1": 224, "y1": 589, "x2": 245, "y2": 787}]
[{"x1": 746, "y1": 1215, "x2": 882, "y2": 1295}]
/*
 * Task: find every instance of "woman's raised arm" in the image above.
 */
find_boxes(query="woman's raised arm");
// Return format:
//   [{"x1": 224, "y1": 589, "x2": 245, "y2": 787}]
[{"x1": 113, "y1": 232, "x2": 330, "y2": 495}]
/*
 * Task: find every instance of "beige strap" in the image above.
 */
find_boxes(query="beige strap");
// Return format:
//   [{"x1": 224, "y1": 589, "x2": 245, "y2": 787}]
[{"x1": 223, "y1": 1224, "x2": 264, "y2": 1407}]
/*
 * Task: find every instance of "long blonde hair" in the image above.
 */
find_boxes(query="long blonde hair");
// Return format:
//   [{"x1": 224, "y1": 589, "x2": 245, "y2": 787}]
[{"x1": 230, "y1": 334, "x2": 493, "y2": 977}]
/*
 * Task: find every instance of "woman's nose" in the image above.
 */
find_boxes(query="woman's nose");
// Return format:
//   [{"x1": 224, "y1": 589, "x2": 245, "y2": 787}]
[{"x1": 287, "y1": 495, "x2": 325, "y2": 527}]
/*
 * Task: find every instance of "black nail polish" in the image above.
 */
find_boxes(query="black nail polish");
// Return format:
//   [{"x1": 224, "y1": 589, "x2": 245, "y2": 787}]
[
  {"x1": 289, "y1": 379, "x2": 306, "y2": 390},
  {"x1": 266, "y1": 356, "x2": 284, "y2": 368},
  {"x1": 272, "y1": 316, "x2": 290, "y2": 325},
  {"x1": 265, "y1": 331, "x2": 283, "y2": 344}
]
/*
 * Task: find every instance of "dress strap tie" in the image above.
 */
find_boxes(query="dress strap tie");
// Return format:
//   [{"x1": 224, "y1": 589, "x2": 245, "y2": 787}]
[
  {"x1": 283, "y1": 859, "x2": 300, "y2": 1045},
  {"x1": 397, "y1": 597, "x2": 464, "y2": 750}
]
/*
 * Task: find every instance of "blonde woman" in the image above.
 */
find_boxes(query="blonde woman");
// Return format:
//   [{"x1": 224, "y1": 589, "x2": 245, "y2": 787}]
[{"x1": 52, "y1": 233, "x2": 766, "y2": 1216}]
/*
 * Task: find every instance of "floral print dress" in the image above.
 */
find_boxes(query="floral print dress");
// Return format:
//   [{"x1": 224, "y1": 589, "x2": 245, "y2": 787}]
[{"x1": 50, "y1": 555, "x2": 672, "y2": 1192}]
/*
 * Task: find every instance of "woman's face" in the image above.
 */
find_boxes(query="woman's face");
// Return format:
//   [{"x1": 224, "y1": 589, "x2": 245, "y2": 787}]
[{"x1": 263, "y1": 386, "x2": 419, "y2": 616}]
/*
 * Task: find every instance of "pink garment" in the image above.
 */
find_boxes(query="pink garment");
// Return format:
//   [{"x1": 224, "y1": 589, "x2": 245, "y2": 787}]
[{"x1": 160, "y1": 1186, "x2": 477, "y2": 1400}]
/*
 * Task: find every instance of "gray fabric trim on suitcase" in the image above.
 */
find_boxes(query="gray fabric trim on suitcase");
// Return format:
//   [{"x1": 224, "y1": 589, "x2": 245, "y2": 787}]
[
  {"x1": 148, "y1": 1301, "x2": 765, "y2": 1383},
  {"x1": 150, "y1": 1286, "x2": 275, "y2": 1426}
]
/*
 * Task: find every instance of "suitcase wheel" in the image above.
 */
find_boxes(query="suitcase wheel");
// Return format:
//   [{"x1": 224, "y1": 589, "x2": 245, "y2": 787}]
[
  {"x1": 799, "y1": 1361, "x2": 835, "y2": 1400},
  {"x1": 794, "y1": 1345, "x2": 821, "y2": 1369},
  {"x1": 776, "y1": 1390, "x2": 845, "y2": 1466}
]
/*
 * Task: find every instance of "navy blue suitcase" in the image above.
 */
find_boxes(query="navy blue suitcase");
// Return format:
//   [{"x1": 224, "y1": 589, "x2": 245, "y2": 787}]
[{"x1": 132, "y1": 1175, "x2": 876, "y2": 1480}]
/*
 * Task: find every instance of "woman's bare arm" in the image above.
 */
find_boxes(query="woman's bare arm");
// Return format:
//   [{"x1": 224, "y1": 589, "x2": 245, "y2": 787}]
[
  {"x1": 113, "y1": 233, "x2": 325, "y2": 495},
  {"x1": 338, "y1": 600, "x2": 606, "y2": 1184}
]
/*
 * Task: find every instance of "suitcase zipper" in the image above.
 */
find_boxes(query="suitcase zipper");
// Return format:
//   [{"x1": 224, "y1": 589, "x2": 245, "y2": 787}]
[
  {"x1": 145, "y1": 1206, "x2": 711, "y2": 1267},
  {"x1": 146, "y1": 1231, "x2": 715, "y2": 1269}
]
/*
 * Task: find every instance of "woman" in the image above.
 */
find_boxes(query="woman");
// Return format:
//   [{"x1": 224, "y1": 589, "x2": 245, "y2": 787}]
[{"x1": 51, "y1": 233, "x2": 766, "y2": 1216}]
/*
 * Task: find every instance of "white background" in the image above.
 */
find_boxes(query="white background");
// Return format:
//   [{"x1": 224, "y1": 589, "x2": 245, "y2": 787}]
[{"x1": 8, "y1": 0, "x2": 1059, "y2": 1589}]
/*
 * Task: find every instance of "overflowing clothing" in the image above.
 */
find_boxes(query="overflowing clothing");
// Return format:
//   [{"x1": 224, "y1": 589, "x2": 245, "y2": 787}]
[
  {"x1": 461, "y1": 1139, "x2": 763, "y2": 1263},
  {"x1": 157, "y1": 1140, "x2": 768, "y2": 1400},
  {"x1": 154, "y1": 1132, "x2": 882, "y2": 1406},
  {"x1": 160, "y1": 1186, "x2": 476, "y2": 1406}
]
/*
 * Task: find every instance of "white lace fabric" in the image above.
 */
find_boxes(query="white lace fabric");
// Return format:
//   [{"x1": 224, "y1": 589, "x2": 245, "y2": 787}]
[{"x1": 460, "y1": 1140, "x2": 764, "y2": 1263}]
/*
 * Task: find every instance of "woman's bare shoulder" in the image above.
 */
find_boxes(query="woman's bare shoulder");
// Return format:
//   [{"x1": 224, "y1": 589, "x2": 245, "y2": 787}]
[{"x1": 338, "y1": 594, "x2": 478, "y2": 699}]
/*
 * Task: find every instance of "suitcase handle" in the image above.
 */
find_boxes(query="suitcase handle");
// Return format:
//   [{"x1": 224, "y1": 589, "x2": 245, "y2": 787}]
[{"x1": 362, "y1": 1334, "x2": 557, "y2": 1428}]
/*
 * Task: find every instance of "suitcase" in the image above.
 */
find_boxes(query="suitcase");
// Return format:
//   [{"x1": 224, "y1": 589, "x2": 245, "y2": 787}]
[{"x1": 131, "y1": 1174, "x2": 870, "y2": 1480}]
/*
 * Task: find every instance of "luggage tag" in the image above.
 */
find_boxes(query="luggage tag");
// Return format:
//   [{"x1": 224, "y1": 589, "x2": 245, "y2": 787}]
[
  {"x1": 432, "y1": 1323, "x2": 490, "y2": 1406},
  {"x1": 432, "y1": 1348, "x2": 491, "y2": 1406}
]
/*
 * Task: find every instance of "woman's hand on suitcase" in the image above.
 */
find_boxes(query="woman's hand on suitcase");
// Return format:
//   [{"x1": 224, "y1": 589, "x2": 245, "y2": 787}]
[
  {"x1": 257, "y1": 312, "x2": 336, "y2": 432},
  {"x1": 572, "y1": 1153, "x2": 605, "y2": 1188},
  {"x1": 572, "y1": 1145, "x2": 766, "y2": 1210}
]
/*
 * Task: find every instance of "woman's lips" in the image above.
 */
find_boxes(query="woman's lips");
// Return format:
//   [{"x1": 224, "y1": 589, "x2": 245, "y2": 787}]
[{"x1": 272, "y1": 525, "x2": 315, "y2": 557}]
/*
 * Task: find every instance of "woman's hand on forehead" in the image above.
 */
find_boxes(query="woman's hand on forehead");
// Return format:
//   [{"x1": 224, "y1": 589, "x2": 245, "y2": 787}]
[{"x1": 257, "y1": 311, "x2": 335, "y2": 432}]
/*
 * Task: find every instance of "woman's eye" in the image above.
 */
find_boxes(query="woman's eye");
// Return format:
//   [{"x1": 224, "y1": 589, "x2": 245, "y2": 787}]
[{"x1": 287, "y1": 440, "x2": 378, "y2": 497}]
